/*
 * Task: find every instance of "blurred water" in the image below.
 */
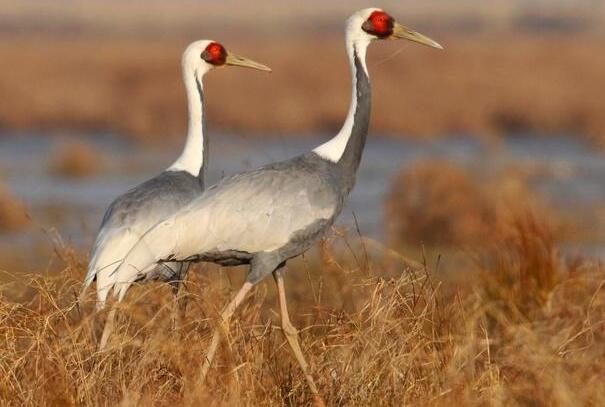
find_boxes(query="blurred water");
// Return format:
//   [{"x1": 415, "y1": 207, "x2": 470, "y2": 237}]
[{"x1": 1, "y1": 132, "x2": 604, "y2": 257}]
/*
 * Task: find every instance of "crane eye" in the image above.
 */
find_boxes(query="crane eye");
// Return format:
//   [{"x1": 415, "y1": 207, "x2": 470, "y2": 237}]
[
  {"x1": 201, "y1": 42, "x2": 227, "y2": 65},
  {"x1": 362, "y1": 10, "x2": 394, "y2": 38}
]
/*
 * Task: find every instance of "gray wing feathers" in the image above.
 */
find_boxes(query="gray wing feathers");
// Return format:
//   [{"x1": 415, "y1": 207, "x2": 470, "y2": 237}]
[
  {"x1": 182, "y1": 167, "x2": 338, "y2": 253},
  {"x1": 115, "y1": 165, "x2": 338, "y2": 282}
]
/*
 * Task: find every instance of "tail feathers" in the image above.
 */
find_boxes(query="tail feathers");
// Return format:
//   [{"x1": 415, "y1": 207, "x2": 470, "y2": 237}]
[
  {"x1": 80, "y1": 249, "x2": 102, "y2": 299},
  {"x1": 79, "y1": 228, "x2": 140, "y2": 307},
  {"x1": 78, "y1": 273, "x2": 95, "y2": 308},
  {"x1": 79, "y1": 269, "x2": 95, "y2": 300},
  {"x1": 79, "y1": 258, "x2": 122, "y2": 307},
  {"x1": 93, "y1": 217, "x2": 185, "y2": 304},
  {"x1": 80, "y1": 255, "x2": 106, "y2": 297},
  {"x1": 110, "y1": 231, "x2": 173, "y2": 301}
]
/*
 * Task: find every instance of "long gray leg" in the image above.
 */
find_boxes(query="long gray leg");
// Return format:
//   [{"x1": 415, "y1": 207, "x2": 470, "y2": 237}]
[{"x1": 273, "y1": 268, "x2": 325, "y2": 407}]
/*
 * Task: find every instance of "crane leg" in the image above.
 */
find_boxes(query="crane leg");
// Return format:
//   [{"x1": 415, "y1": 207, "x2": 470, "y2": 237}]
[
  {"x1": 171, "y1": 284, "x2": 188, "y2": 331},
  {"x1": 198, "y1": 281, "x2": 253, "y2": 385},
  {"x1": 98, "y1": 282, "x2": 132, "y2": 351},
  {"x1": 99, "y1": 306, "x2": 117, "y2": 350},
  {"x1": 169, "y1": 263, "x2": 190, "y2": 331},
  {"x1": 273, "y1": 269, "x2": 325, "y2": 407}
]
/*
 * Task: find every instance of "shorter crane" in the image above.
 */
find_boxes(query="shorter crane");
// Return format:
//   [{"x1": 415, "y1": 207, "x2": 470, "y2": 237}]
[{"x1": 80, "y1": 40, "x2": 270, "y2": 350}]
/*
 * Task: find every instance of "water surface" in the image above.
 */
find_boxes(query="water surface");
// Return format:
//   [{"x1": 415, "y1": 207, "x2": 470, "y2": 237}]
[{"x1": 1, "y1": 132, "x2": 604, "y2": 257}]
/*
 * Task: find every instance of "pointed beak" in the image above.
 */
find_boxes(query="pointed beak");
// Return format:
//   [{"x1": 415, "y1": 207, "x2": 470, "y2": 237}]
[
  {"x1": 225, "y1": 52, "x2": 272, "y2": 72},
  {"x1": 391, "y1": 22, "x2": 444, "y2": 50}
]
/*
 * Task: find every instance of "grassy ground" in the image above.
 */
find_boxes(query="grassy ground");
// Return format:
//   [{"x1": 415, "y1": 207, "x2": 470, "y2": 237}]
[{"x1": 1, "y1": 214, "x2": 603, "y2": 406}]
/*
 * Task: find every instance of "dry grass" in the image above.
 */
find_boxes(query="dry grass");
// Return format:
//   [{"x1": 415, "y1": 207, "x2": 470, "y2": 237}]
[
  {"x1": 1, "y1": 214, "x2": 604, "y2": 406},
  {"x1": 0, "y1": 30, "x2": 604, "y2": 145},
  {"x1": 0, "y1": 184, "x2": 30, "y2": 232},
  {"x1": 49, "y1": 141, "x2": 102, "y2": 178}
]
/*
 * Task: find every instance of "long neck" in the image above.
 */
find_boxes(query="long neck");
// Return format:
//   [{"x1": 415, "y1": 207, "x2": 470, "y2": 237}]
[
  {"x1": 312, "y1": 37, "x2": 371, "y2": 192},
  {"x1": 168, "y1": 68, "x2": 208, "y2": 181}
]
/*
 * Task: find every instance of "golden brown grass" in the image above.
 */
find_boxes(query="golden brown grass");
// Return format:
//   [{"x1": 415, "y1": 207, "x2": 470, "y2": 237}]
[
  {"x1": 49, "y1": 141, "x2": 102, "y2": 178},
  {"x1": 1, "y1": 30, "x2": 604, "y2": 145},
  {"x1": 0, "y1": 184, "x2": 30, "y2": 232},
  {"x1": 1, "y1": 214, "x2": 604, "y2": 406}
]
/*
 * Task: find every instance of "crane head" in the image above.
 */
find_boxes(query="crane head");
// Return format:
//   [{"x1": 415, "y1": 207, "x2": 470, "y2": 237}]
[
  {"x1": 182, "y1": 40, "x2": 271, "y2": 76},
  {"x1": 350, "y1": 8, "x2": 443, "y2": 50}
]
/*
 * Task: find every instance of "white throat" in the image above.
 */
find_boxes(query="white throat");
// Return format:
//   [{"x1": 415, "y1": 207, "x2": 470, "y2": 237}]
[
  {"x1": 313, "y1": 26, "x2": 370, "y2": 163},
  {"x1": 168, "y1": 67, "x2": 206, "y2": 176}
]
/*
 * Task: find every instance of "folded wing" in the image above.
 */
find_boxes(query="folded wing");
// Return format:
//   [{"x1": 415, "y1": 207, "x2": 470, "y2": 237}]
[{"x1": 113, "y1": 165, "x2": 338, "y2": 296}]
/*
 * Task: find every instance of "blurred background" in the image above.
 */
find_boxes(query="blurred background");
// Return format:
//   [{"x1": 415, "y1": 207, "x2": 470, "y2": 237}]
[{"x1": 1, "y1": 0, "x2": 604, "y2": 272}]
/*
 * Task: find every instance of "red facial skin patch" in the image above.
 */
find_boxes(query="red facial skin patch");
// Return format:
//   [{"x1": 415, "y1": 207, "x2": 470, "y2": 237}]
[
  {"x1": 202, "y1": 42, "x2": 227, "y2": 65},
  {"x1": 362, "y1": 11, "x2": 394, "y2": 38}
]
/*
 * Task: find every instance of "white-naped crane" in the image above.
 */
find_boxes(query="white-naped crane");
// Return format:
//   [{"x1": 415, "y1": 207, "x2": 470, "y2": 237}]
[
  {"x1": 110, "y1": 9, "x2": 441, "y2": 405},
  {"x1": 80, "y1": 40, "x2": 270, "y2": 350}
]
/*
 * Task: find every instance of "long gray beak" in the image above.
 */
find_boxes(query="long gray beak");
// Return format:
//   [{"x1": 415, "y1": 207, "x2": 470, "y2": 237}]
[
  {"x1": 391, "y1": 22, "x2": 444, "y2": 50},
  {"x1": 225, "y1": 53, "x2": 272, "y2": 72}
]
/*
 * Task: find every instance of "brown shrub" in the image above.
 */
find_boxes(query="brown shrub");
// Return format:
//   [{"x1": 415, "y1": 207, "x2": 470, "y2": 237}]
[
  {"x1": 477, "y1": 213, "x2": 563, "y2": 321},
  {"x1": 385, "y1": 161, "x2": 494, "y2": 247},
  {"x1": 0, "y1": 184, "x2": 30, "y2": 232},
  {"x1": 49, "y1": 141, "x2": 101, "y2": 178},
  {"x1": 385, "y1": 160, "x2": 559, "y2": 248}
]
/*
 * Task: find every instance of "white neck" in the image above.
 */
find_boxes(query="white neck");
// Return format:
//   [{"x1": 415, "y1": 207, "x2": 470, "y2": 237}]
[
  {"x1": 313, "y1": 34, "x2": 370, "y2": 162},
  {"x1": 168, "y1": 67, "x2": 205, "y2": 176}
]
